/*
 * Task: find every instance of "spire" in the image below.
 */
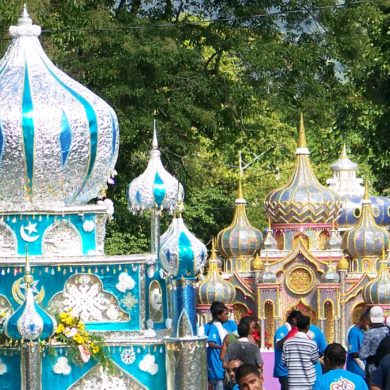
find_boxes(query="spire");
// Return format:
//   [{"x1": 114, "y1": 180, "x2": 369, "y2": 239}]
[
  {"x1": 340, "y1": 144, "x2": 347, "y2": 159},
  {"x1": 363, "y1": 182, "x2": 370, "y2": 202},
  {"x1": 152, "y1": 120, "x2": 158, "y2": 150},
  {"x1": 298, "y1": 113, "x2": 307, "y2": 148}
]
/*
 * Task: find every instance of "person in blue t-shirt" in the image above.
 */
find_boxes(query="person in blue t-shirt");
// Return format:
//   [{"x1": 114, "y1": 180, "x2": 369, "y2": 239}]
[
  {"x1": 313, "y1": 343, "x2": 368, "y2": 390},
  {"x1": 346, "y1": 309, "x2": 370, "y2": 378},
  {"x1": 204, "y1": 301, "x2": 238, "y2": 390},
  {"x1": 308, "y1": 322, "x2": 328, "y2": 376},
  {"x1": 273, "y1": 310, "x2": 301, "y2": 389}
]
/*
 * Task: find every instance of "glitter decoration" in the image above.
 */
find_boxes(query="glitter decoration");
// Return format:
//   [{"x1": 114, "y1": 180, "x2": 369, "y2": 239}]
[
  {"x1": 120, "y1": 347, "x2": 136, "y2": 365},
  {"x1": 0, "y1": 8, "x2": 119, "y2": 209},
  {"x1": 127, "y1": 122, "x2": 183, "y2": 213}
]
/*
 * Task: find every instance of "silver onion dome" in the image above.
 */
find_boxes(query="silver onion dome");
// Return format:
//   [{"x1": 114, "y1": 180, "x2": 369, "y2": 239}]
[
  {"x1": 159, "y1": 212, "x2": 207, "y2": 278},
  {"x1": 0, "y1": 7, "x2": 119, "y2": 209},
  {"x1": 127, "y1": 122, "x2": 184, "y2": 213}
]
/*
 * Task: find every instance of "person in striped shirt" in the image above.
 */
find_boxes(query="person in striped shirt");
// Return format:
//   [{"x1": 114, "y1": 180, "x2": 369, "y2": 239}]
[{"x1": 282, "y1": 314, "x2": 319, "y2": 389}]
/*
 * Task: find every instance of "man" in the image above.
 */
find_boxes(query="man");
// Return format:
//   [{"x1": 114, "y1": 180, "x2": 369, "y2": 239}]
[
  {"x1": 225, "y1": 360, "x2": 243, "y2": 390},
  {"x1": 273, "y1": 310, "x2": 301, "y2": 389},
  {"x1": 204, "y1": 302, "x2": 237, "y2": 390},
  {"x1": 223, "y1": 316, "x2": 263, "y2": 370},
  {"x1": 313, "y1": 343, "x2": 368, "y2": 390},
  {"x1": 346, "y1": 309, "x2": 370, "y2": 378},
  {"x1": 360, "y1": 306, "x2": 389, "y2": 384},
  {"x1": 236, "y1": 363, "x2": 263, "y2": 390},
  {"x1": 282, "y1": 314, "x2": 319, "y2": 390},
  {"x1": 371, "y1": 354, "x2": 390, "y2": 390}
]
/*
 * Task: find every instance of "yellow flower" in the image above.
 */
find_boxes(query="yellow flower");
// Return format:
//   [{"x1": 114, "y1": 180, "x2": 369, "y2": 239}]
[
  {"x1": 56, "y1": 323, "x2": 65, "y2": 334},
  {"x1": 59, "y1": 312, "x2": 68, "y2": 321},
  {"x1": 92, "y1": 346, "x2": 100, "y2": 354},
  {"x1": 73, "y1": 334, "x2": 84, "y2": 345}
]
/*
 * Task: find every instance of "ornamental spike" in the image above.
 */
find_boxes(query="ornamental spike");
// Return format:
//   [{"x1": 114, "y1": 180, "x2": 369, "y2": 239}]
[
  {"x1": 298, "y1": 113, "x2": 307, "y2": 148},
  {"x1": 152, "y1": 120, "x2": 158, "y2": 150},
  {"x1": 340, "y1": 144, "x2": 348, "y2": 159}
]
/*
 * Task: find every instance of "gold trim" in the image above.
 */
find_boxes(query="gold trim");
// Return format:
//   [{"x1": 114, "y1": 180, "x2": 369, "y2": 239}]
[{"x1": 286, "y1": 264, "x2": 316, "y2": 295}]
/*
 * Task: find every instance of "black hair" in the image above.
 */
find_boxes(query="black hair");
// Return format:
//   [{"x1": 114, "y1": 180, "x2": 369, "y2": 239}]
[
  {"x1": 286, "y1": 310, "x2": 301, "y2": 324},
  {"x1": 359, "y1": 308, "x2": 371, "y2": 322},
  {"x1": 238, "y1": 317, "x2": 253, "y2": 338},
  {"x1": 374, "y1": 335, "x2": 390, "y2": 366},
  {"x1": 296, "y1": 314, "x2": 310, "y2": 331},
  {"x1": 235, "y1": 363, "x2": 261, "y2": 384},
  {"x1": 324, "y1": 343, "x2": 347, "y2": 367},
  {"x1": 210, "y1": 301, "x2": 228, "y2": 321}
]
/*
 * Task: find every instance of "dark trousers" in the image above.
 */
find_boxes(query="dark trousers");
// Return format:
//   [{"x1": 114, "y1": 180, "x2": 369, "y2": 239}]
[{"x1": 279, "y1": 376, "x2": 288, "y2": 390}]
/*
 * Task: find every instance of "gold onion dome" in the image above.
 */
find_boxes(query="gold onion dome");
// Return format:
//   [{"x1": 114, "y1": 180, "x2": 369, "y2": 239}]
[
  {"x1": 198, "y1": 238, "x2": 236, "y2": 304},
  {"x1": 363, "y1": 250, "x2": 390, "y2": 304},
  {"x1": 337, "y1": 256, "x2": 349, "y2": 272},
  {"x1": 217, "y1": 181, "x2": 263, "y2": 259},
  {"x1": 252, "y1": 253, "x2": 265, "y2": 271},
  {"x1": 342, "y1": 184, "x2": 390, "y2": 259},
  {"x1": 264, "y1": 115, "x2": 341, "y2": 224}
]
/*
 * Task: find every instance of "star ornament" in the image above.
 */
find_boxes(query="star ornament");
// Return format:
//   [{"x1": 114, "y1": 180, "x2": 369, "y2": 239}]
[{"x1": 25, "y1": 222, "x2": 38, "y2": 235}]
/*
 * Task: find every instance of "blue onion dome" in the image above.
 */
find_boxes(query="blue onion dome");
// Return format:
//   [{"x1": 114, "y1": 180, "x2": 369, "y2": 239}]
[
  {"x1": 0, "y1": 7, "x2": 119, "y2": 209},
  {"x1": 264, "y1": 115, "x2": 340, "y2": 224},
  {"x1": 343, "y1": 184, "x2": 390, "y2": 259},
  {"x1": 217, "y1": 181, "x2": 263, "y2": 259},
  {"x1": 159, "y1": 208, "x2": 207, "y2": 278},
  {"x1": 4, "y1": 257, "x2": 56, "y2": 340},
  {"x1": 363, "y1": 251, "x2": 390, "y2": 304},
  {"x1": 198, "y1": 238, "x2": 235, "y2": 304},
  {"x1": 321, "y1": 260, "x2": 340, "y2": 283},
  {"x1": 128, "y1": 122, "x2": 184, "y2": 213}
]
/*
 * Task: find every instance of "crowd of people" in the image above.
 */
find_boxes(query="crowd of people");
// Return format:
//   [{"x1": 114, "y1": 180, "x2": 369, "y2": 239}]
[{"x1": 201, "y1": 301, "x2": 390, "y2": 390}]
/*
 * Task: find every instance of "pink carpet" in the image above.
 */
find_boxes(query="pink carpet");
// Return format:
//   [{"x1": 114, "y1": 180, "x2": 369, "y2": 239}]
[{"x1": 262, "y1": 351, "x2": 280, "y2": 390}]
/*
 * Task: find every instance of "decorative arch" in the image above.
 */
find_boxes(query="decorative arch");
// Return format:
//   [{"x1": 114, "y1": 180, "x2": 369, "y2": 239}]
[
  {"x1": 275, "y1": 230, "x2": 284, "y2": 250},
  {"x1": 292, "y1": 300, "x2": 317, "y2": 325},
  {"x1": 318, "y1": 230, "x2": 330, "y2": 250},
  {"x1": 48, "y1": 274, "x2": 129, "y2": 322},
  {"x1": 233, "y1": 302, "x2": 250, "y2": 324},
  {"x1": 148, "y1": 281, "x2": 163, "y2": 323},
  {"x1": 43, "y1": 219, "x2": 82, "y2": 256},
  {"x1": 293, "y1": 233, "x2": 309, "y2": 250},
  {"x1": 324, "y1": 300, "x2": 334, "y2": 343},
  {"x1": 0, "y1": 223, "x2": 16, "y2": 256}
]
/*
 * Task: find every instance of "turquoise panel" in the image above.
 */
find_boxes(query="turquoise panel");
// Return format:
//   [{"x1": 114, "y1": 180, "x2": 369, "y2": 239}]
[
  {"x1": 0, "y1": 264, "x2": 142, "y2": 332},
  {"x1": 153, "y1": 172, "x2": 166, "y2": 207},
  {"x1": 3, "y1": 213, "x2": 97, "y2": 256},
  {"x1": 0, "y1": 351, "x2": 21, "y2": 389}
]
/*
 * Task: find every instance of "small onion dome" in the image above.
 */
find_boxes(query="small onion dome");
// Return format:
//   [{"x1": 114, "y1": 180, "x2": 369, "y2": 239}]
[
  {"x1": 327, "y1": 221, "x2": 342, "y2": 250},
  {"x1": 217, "y1": 181, "x2": 263, "y2": 259},
  {"x1": 321, "y1": 260, "x2": 340, "y2": 283},
  {"x1": 159, "y1": 211, "x2": 207, "y2": 278},
  {"x1": 259, "y1": 260, "x2": 276, "y2": 283},
  {"x1": 362, "y1": 251, "x2": 390, "y2": 304},
  {"x1": 128, "y1": 122, "x2": 184, "y2": 213},
  {"x1": 265, "y1": 115, "x2": 340, "y2": 224},
  {"x1": 337, "y1": 256, "x2": 349, "y2": 272},
  {"x1": 331, "y1": 144, "x2": 359, "y2": 173},
  {"x1": 4, "y1": 259, "x2": 56, "y2": 340},
  {"x1": 343, "y1": 184, "x2": 390, "y2": 259},
  {"x1": 263, "y1": 218, "x2": 277, "y2": 250},
  {"x1": 252, "y1": 253, "x2": 265, "y2": 271},
  {"x1": 198, "y1": 238, "x2": 236, "y2": 304},
  {"x1": 0, "y1": 6, "x2": 119, "y2": 208}
]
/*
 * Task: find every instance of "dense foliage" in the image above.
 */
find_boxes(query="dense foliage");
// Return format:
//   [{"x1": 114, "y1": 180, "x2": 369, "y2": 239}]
[{"x1": 0, "y1": 0, "x2": 388, "y2": 253}]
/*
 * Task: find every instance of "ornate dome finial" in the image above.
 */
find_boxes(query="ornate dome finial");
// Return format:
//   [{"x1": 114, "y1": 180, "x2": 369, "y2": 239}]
[
  {"x1": 343, "y1": 183, "x2": 389, "y2": 261},
  {"x1": 198, "y1": 237, "x2": 236, "y2": 304},
  {"x1": 340, "y1": 144, "x2": 348, "y2": 159},
  {"x1": 322, "y1": 257, "x2": 340, "y2": 283},
  {"x1": 4, "y1": 252, "x2": 56, "y2": 340},
  {"x1": 259, "y1": 256, "x2": 276, "y2": 283},
  {"x1": 265, "y1": 116, "x2": 340, "y2": 224},
  {"x1": 128, "y1": 121, "x2": 184, "y2": 213},
  {"x1": 298, "y1": 113, "x2": 307, "y2": 149}
]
